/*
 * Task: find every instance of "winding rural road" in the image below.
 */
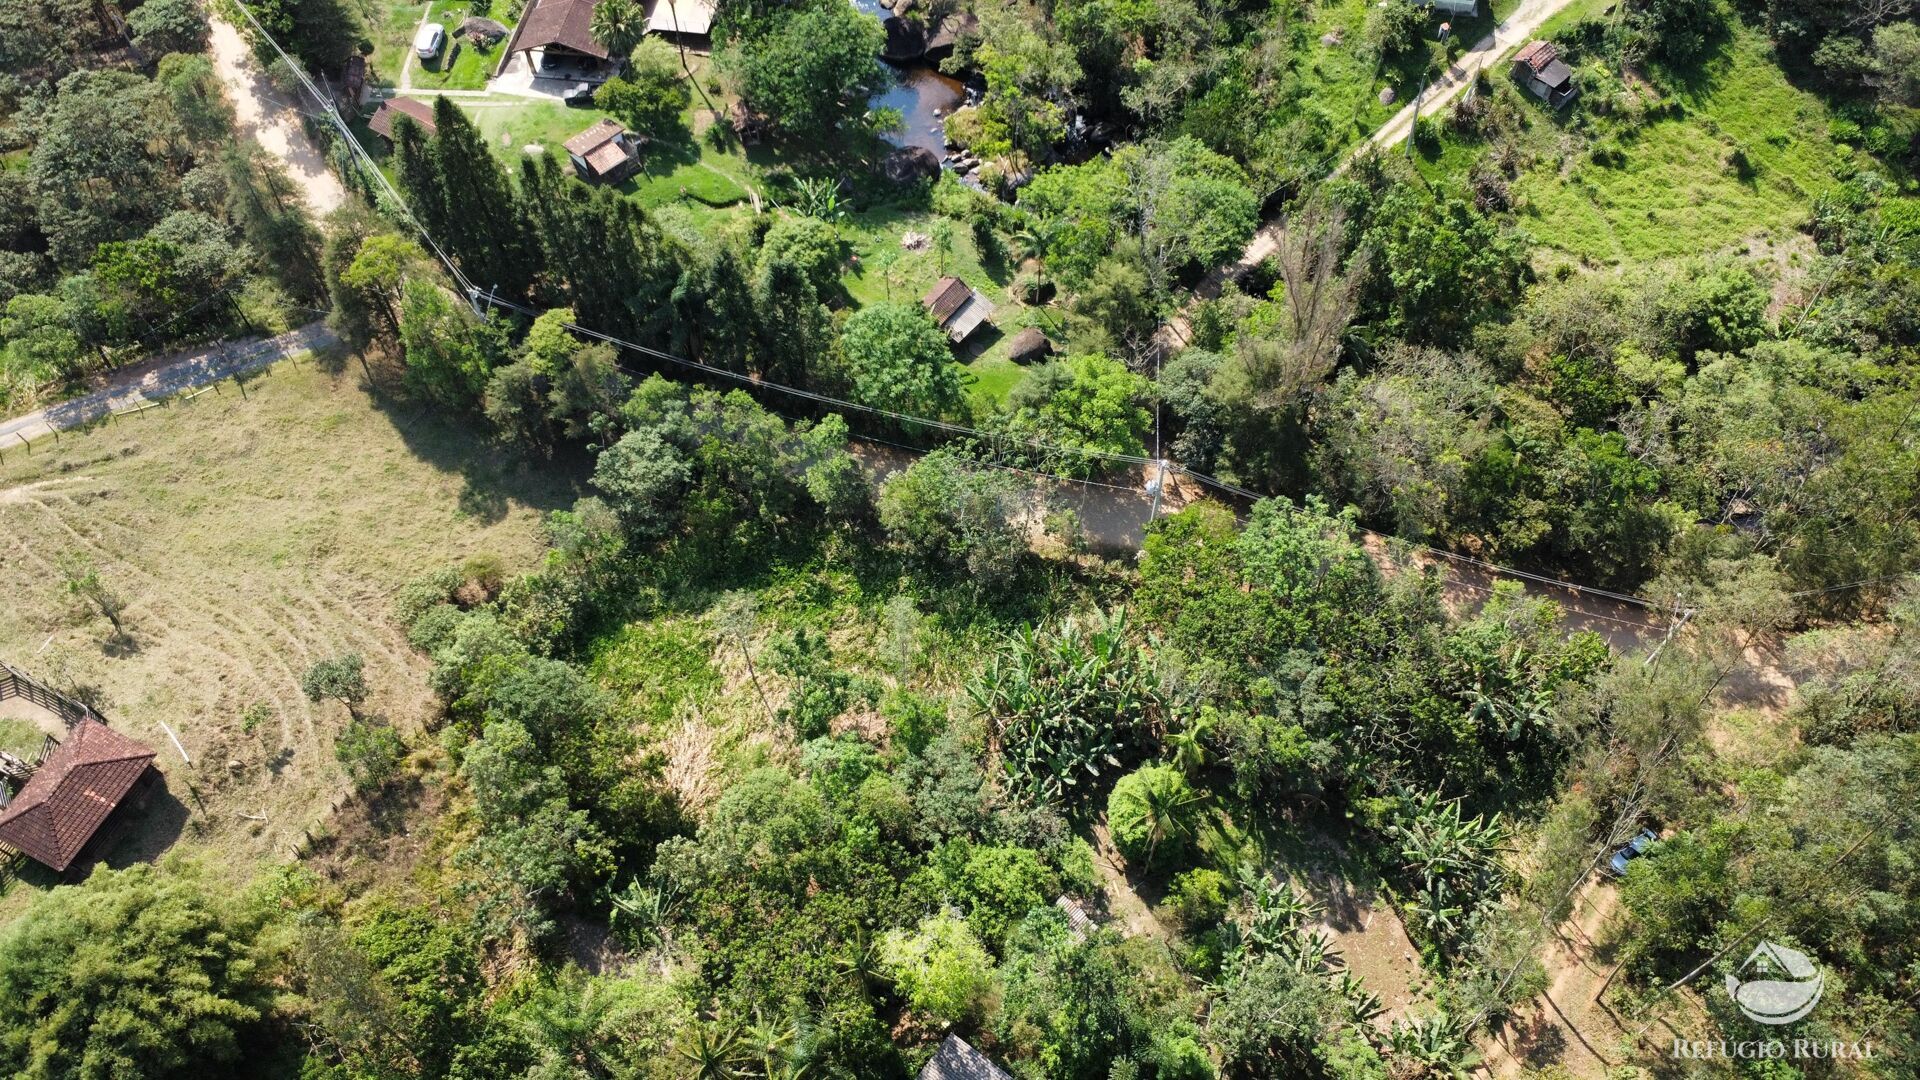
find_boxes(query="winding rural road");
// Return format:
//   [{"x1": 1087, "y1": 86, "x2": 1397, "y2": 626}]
[
  {"x1": 0, "y1": 324, "x2": 336, "y2": 447},
  {"x1": 208, "y1": 18, "x2": 348, "y2": 216},
  {"x1": 1154, "y1": 0, "x2": 1581, "y2": 354}
]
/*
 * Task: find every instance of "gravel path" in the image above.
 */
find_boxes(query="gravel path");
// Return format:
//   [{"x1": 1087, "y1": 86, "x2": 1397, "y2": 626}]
[{"x1": 0, "y1": 323, "x2": 337, "y2": 446}]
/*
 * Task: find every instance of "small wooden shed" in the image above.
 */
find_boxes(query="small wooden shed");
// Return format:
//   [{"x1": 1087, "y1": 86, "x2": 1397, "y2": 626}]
[
  {"x1": 564, "y1": 118, "x2": 643, "y2": 182},
  {"x1": 921, "y1": 276, "x2": 995, "y2": 344},
  {"x1": 1512, "y1": 40, "x2": 1576, "y2": 108}
]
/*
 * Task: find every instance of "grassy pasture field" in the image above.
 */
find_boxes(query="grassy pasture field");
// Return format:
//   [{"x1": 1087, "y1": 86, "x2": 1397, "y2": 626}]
[
  {"x1": 0, "y1": 357, "x2": 565, "y2": 910},
  {"x1": 1513, "y1": 27, "x2": 1848, "y2": 263},
  {"x1": 1413, "y1": 19, "x2": 1852, "y2": 265}
]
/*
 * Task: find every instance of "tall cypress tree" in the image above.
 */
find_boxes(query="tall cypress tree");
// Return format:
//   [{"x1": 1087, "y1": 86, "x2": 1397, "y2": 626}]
[
  {"x1": 425, "y1": 97, "x2": 539, "y2": 300},
  {"x1": 752, "y1": 252, "x2": 829, "y2": 386},
  {"x1": 517, "y1": 156, "x2": 678, "y2": 341},
  {"x1": 392, "y1": 117, "x2": 448, "y2": 252},
  {"x1": 675, "y1": 246, "x2": 755, "y2": 373}
]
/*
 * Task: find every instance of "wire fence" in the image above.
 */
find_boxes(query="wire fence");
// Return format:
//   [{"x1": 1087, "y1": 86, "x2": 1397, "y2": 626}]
[{"x1": 0, "y1": 327, "x2": 328, "y2": 466}]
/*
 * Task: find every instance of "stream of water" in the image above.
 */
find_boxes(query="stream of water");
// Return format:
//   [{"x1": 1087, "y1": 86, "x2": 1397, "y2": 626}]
[{"x1": 850, "y1": 0, "x2": 966, "y2": 156}]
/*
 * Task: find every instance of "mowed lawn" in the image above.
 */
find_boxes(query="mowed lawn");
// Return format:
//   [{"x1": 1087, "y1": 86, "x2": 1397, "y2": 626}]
[
  {"x1": 367, "y1": 0, "x2": 505, "y2": 89},
  {"x1": 1513, "y1": 26, "x2": 1848, "y2": 263},
  {"x1": 0, "y1": 356, "x2": 567, "y2": 906},
  {"x1": 464, "y1": 93, "x2": 755, "y2": 209}
]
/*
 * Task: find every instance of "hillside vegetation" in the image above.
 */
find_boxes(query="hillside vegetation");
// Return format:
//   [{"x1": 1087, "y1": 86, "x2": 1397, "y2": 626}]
[{"x1": 1, "y1": 0, "x2": 1919, "y2": 1077}]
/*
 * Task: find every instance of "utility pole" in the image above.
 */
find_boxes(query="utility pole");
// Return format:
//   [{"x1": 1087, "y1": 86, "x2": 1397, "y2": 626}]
[{"x1": 1407, "y1": 75, "x2": 1428, "y2": 160}]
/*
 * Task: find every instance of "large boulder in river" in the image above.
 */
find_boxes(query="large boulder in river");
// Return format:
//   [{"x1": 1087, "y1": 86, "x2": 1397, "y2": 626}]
[
  {"x1": 881, "y1": 16, "x2": 927, "y2": 63},
  {"x1": 925, "y1": 12, "x2": 978, "y2": 62},
  {"x1": 881, "y1": 145, "x2": 941, "y2": 184}
]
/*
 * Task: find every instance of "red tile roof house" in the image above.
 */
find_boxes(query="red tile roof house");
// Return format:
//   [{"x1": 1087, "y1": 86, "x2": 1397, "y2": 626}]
[
  {"x1": 0, "y1": 719, "x2": 156, "y2": 873},
  {"x1": 368, "y1": 97, "x2": 438, "y2": 143}
]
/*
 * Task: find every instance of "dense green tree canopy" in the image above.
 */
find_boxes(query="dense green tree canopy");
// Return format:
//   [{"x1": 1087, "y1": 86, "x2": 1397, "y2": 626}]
[
  {"x1": 0, "y1": 865, "x2": 269, "y2": 1080},
  {"x1": 839, "y1": 302, "x2": 967, "y2": 420},
  {"x1": 723, "y1": 4, "x2": 888, "y2": 140}
]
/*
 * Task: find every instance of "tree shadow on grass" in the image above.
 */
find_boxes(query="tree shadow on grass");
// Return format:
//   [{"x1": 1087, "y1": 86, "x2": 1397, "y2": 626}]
[{"x1": 370, "y1": 392, "x2": 589, "y2": 527}]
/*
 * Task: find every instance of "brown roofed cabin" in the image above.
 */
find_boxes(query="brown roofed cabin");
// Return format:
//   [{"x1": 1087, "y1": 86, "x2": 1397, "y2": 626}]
[
  {"x1": 564, "y1": 118, "x2": 643, "y2": 182},
  {"x1": 921, "y1": 276, "x2": 995, "y2": 344},
  {"x1": 369, "y1": 97, "x2": 438, "y2": 142},
  {"x1": 506, "y1": 0, "x2": 612, "y2": 75},
  {"x1": 0, "y1": 719, "x2": 155, "y2": 872},
  {"x1": 1512, "y1": 40, "x2": 1576, "y2": 108},
  {"x1": 918, "y1": 1034, "x2": 1014, "y2": 1080}
]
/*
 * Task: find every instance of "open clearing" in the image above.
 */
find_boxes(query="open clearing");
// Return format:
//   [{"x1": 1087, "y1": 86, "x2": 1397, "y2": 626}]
[
  {"x1": 0, "y1": 357, "x2": 565, "y2": 908},
  {"x1": 1512, "y1": 25, "x2": 1847, "y2": 263}
]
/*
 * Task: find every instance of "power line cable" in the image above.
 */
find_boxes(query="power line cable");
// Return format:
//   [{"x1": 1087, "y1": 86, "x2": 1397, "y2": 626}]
[{"x1": 230, "y1": 4, "x2": 1692, "y2": 620}]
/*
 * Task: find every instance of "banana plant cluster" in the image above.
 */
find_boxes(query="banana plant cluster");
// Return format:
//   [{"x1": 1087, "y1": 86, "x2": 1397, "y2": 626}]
[
  {"x1": 1456, "y1": 647, "x2": 1557, "y2": 744},
  {"x1": 1386, "y1": 790, "x2": 1510, "y2": 951},
  {"x1": 1385, "y1": 1010, "x2": 1480, "y2": 1079},
  {"x1": 1220, "y1": 869, "x2": 1384, "y2": 1028},
  {"x1": 966, "y1": 607, "x2": 1160, "y2": 804}
]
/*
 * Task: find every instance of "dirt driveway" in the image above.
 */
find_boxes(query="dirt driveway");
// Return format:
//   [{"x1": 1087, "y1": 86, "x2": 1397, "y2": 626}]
[
  {"x1": 208, "y1": 18, "x2": 348, "y2": 216},
  {"x1": 1153, "y1": 0, "x2": 1583, "y2": 355}
]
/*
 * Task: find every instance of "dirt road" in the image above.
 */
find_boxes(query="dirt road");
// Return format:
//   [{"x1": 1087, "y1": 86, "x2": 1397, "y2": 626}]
[
  {"x1": 1153, "y1": 0, "x2": 1581, "y2": 355},
  {"x1": 1356, "y1": 0, "x2": 1580, "y2": 165},
  {"x1": 0, "y1": 323, "x2": 336, "y2": 446},
  {"x1": 1483, "y1": 882, "x2": 1633, "y2": 1077},
  {"x1": 208, "y1": 18, "x2": 347, "y2": 216}
]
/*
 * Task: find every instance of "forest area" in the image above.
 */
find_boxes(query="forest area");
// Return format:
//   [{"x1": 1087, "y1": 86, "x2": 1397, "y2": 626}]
[{"x1": 1, "y1": 0, "x2": 1919, "y2": 1075}]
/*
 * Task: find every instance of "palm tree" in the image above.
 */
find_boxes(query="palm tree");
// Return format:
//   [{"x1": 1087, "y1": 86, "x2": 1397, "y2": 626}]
[
  {"x1": 1136, "y1": 773, "x2": 1205, "y2": 866},
  {"x1": 1167, "y1": 707, "x2": 1217, "y2": 776},
  {"x1": 1010, "y1": 214, "x2": 1061, "y2": 298},
  {"x1": 676, "y1": 1016, "x2": 746, "y2": 1079},
  {"x1": 834, "y1": 932, "x2": 887, "y2": 1000},
  {"x1": 741, "y1": 1010, "x2": 809, "y2": 1079},
  {"x1": 608, "y1": 876, "x2": 677, "y2": 951},
  {"x1": 590, "y1": 0, "x2": 646, "y2": 64}
]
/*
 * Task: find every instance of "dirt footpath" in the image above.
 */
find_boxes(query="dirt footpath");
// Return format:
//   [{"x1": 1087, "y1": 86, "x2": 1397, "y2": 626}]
[
  {"x1": 1152, "y1": 0, "x2": 1583, "y2": 356},
  {"x1": 208, "y1": 18, "x2": 347, "y2": 216},
  {"x1": 1482, "y1": 882, "x2": 1636, "y2": 1077}
]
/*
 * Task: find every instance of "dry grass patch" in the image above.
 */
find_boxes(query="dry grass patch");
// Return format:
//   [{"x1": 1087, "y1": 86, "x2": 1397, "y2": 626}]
[{"x1": 0, "y1": 358, "x2": 572, "y2": 909}]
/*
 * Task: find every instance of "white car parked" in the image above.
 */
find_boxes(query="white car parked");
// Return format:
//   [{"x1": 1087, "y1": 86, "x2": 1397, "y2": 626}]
[{"x1": 413, "y1": 22, "x2": 446, "y2": 60}]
